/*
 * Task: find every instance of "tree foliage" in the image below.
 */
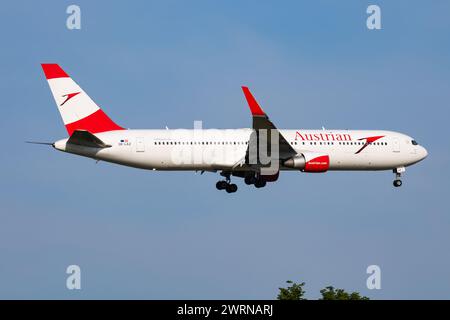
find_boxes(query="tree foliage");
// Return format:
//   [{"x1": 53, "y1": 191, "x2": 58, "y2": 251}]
[
  {"x1": 319, "y1": 286, "x2": 369, "y2": 300},
  {"x1": 277, "y1": 281, "x2": 369, "y2": 300},
  {"x1": 277, "y1": 280, "x2": 306, "y2": 300}
]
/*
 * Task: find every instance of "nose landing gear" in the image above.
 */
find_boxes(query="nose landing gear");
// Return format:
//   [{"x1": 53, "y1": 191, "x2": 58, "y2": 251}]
[
  {"x1": 393, "y1": 167, "x2": 405, "y2": 187},
  {"x1": 393, "y1": 179, "x2": 402, "y2": 187}
]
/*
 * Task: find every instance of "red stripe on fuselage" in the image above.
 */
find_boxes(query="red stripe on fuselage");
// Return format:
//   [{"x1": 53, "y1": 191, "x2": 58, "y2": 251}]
[
  {"x1": 65, "y1": 109, "x2": 124, "y2": 135},
  {"x1": 41, "y1": 64, "x2": 69, "y2": 79}
]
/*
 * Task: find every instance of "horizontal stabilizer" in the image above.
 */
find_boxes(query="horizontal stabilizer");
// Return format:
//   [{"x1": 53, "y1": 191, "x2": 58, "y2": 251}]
[{"x1": 67, "y1": 130, "x2": 111, "y2": 148}]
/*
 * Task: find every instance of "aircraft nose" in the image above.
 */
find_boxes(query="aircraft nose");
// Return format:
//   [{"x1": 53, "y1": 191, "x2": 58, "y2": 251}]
[{"x1": 420, "y1": 146, "x2": 428, "y2": 160}]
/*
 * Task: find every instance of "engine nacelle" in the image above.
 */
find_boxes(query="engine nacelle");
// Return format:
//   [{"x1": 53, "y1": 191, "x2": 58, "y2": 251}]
[
  {"x1": 284, "y1": 152, "x2": 330, "y2": 173},
  {"x1": 283, "y1": 155, "x2": 306, "y2": 169},
  {"x1": 303, "y1": 153, "x2": 329, "y2": 172}
]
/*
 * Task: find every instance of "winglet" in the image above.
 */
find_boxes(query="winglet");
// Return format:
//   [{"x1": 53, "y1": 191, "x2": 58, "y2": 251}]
[{"x1": 242, "y1": 86, "x2": 266, "y2": 116}]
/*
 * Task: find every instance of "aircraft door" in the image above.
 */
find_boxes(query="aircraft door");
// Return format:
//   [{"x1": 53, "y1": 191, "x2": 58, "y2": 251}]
[
  {"x1": 136, "y1": 137, "x2": 145, "y2": 152},
  {"x1": 392, "y1": 138, "x2": 400, "y2": 153}
]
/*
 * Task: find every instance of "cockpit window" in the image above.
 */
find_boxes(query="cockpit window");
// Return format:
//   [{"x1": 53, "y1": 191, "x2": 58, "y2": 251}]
[{"x1": 412, "y1": 140, "x2": 418, "y2": 145}]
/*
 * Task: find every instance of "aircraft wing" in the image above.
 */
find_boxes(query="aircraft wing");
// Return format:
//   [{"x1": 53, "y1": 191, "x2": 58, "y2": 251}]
[{"x1": 241, "y1": 87, "x2": 298, "y2": 162}]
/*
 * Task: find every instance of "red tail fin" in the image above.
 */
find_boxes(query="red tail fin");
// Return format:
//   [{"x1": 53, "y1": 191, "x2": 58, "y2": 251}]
[{"x1": 41, "y1": 64, "x2": 124, "y2": 135}]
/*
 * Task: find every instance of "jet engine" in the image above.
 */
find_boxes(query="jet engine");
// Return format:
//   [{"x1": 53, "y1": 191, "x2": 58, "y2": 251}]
[{"x1": 283, "y1": 152, "x2": 330, "y2": 172}]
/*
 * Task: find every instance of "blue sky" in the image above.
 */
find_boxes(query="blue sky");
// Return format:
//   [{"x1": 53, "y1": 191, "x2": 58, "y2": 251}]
[{"x1": 0, "y1": 0, "x2": 449, "y2": 299}]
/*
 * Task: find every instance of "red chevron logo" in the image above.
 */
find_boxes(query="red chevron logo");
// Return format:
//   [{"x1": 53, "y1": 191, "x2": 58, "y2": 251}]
[
  {"x1": 355, "y1": 135, "x2": 385, "y2": 154},
  {"x1": 60, "y1": 92, "x2": 80, "y2": 106}
]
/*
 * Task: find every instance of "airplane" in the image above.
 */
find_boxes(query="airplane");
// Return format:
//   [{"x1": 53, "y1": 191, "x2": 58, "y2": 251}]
[{"x1": 33, "y1": 64, "x2": 428, "y2": 193}]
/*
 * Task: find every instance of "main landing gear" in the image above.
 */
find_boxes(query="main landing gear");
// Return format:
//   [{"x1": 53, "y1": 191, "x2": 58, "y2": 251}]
[
  {"x1": 244, "y1": 174, "x2": 266, "y2": 188},
  {"x1": 393, "y1": 167, "x2": 405, "y2": 187},
  {"x1": 216, "y1": 172, "x2": 267, "y2": 193},
  {"x1": 216, "y1": 172, "x2": 238, "y2": 193},
  {"x1": 216, "y1": 180, "x2": 238, "y2": 193}
]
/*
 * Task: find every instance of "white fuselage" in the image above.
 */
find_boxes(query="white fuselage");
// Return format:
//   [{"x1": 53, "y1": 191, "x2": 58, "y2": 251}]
[{"x1": 54, "y1": 129, "x2": 428, "y2": 172}]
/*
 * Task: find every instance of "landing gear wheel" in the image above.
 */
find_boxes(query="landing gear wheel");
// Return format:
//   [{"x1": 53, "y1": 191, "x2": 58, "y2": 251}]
[
  {"x1": 254, "y1": 180, "x2": 267, "y2": 188},
  {"x1": 393, "y1": 179, "x2": 402, "y2": 187},
  {"x1": 226, "y1": 183, "x2": 238, "y2": 193},
  {"x1": 244, "y1": 176, "x2": 256, "y2": 185},
  {"x1": 392, "y1": 167, "x2": 405, "y2": 188},
  {"x1": 216, "y1": 181, "x2": 228, "y2": 190}
]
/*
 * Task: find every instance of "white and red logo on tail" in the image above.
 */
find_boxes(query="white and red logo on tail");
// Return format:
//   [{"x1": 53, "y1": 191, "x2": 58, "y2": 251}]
[{"x1": 41, "y1": 64, "x2": 124, "y2": 135}]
